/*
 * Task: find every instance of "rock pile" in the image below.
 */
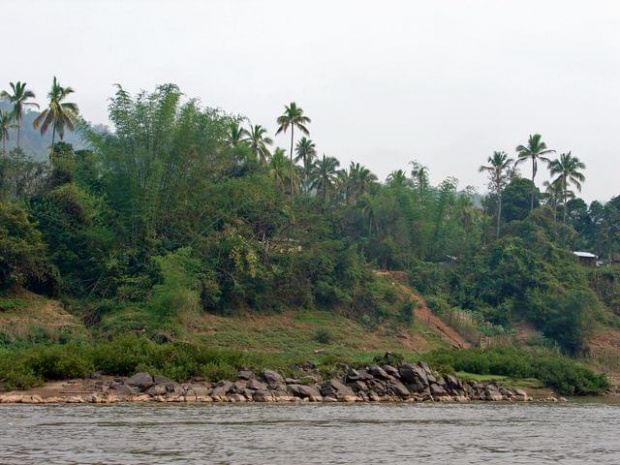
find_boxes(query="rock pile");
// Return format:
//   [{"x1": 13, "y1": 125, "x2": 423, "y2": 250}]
[{"x1": 0, "y1": 361, "x2": 532, "y2": 404}]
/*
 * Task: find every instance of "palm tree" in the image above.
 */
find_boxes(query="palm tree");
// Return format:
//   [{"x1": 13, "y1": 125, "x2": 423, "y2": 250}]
[
  {"x1": 0, "y1": 82, "x2": 39, "y2": 150},
  {"x1": 310, "y1": 155, "x2": 340, "y2": 202},
  {"x1": 294, "y1": 137, "x2": 316, "y2": 194},
  {"x1": 275, "y1": 102, "x2": 311, "y2": 204},
  {"x1": 515, "y1": 134, "x2": 555, "y2": 212},
  {"x1": 386, "y1": 169, "x2": 410, "y2": 188},
  {"x1": 548, "y1": 152, "x2": 586, "y2": 222},
  {"x1": 268, "y1": 147, "x2": 297, "y2": 192},
  {"x1": 226, "y1": 122, "x2": 248, "y2": 148},
  {"x1": 0, "y1": 110, "x2": 17, "y2": 157},
  {"x1": 348, "y1": 162, "x2": 377, "y2": 202},
  {"x1": 243, "y1": 124, "x2": 273, "y2": 164},
  {"x1": 479, "y1": 151, "x2": 513, "y2": 238},
  {"x1": 33, "y1": 77, "x2": 79, "y2": 149}
]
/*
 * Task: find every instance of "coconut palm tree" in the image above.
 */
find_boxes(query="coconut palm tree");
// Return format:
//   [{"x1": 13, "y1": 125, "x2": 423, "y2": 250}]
[
  {"x1": 479, "y1": 151, "x2": 514, "y2": 238},
  {"x1": 275, "y1": 102, "x2": 310, "y2": 204},
  {"x1": 386, "y1": 169, "x2": 410, "y2": 188},
  {"x1": 33, "y1": 77, "x2": 79, "y2": 149},
  {"x1": 268, "y1": 147, "x2": 297, "y2": 193},
  {"x1": 548, "y1": 152, "x2": 586, "y2": 222},
  {"x1": 348, "y1": 162, "x2": 377, "y2": 202},
  {"x1": 0, "y1": 82, "x2": 39, "y2": 150},
  {"x1": 0, "y1": 110, "x2": 17, "y2": 157},
  {"x1": 226, "y1": 122, "x2": 248, "y2": 148},
  {"x1": 310, "y1": 155, "x2": 340, "y2": 202},
  {"x1": 243, "y1": 124, "x2": 272, "y2": 164},
  {"x1": 514, "y1": 134, "x2": 555, "y2": 212},
  {"x1": 294, "y1": 137, "x2": 316, "y2": 193}
]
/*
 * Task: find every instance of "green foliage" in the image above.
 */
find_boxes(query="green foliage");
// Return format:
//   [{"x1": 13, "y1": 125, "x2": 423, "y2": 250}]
[
  {"x1": 423, "y1": 347, "x2": 609, "y2": 395},
  {"x1": 149, "y1": 247, "x2": 202, "y2": 318},
  {"x1": 0, "y1": 201, "x2": 55, "y2": 291}
]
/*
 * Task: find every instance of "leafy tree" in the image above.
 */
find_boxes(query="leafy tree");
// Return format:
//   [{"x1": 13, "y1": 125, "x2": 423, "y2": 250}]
[
  {"x1": 479, "y1": 151, "x2": 513, "y2": 238},
  {"x1": 33, "y1": 77, "x2": 79, "y2": 148},
  {"x1": 548, "y1": 152, "x2": 586, "y2": 223},
  {"x1": 0, "y1": 201, "x2": 55, "y2": 291},
  {"x1": 275, "y1": 102, "x2": 310, "y2": 204},
  {"x1": 515, "y1": 134, "x2": 554, "y2": 212},
  {"x1": 502, "y1": 177, "x2": 540, "y2": 223},
  {"x1": 0, "y1": 82, "x2": 39, "y2": 150}
]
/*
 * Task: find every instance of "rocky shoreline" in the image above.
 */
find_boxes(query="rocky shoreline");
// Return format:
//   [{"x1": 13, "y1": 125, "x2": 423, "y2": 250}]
[{"x1": 0, "y1": 361, "x2": 557, "y2": 404}]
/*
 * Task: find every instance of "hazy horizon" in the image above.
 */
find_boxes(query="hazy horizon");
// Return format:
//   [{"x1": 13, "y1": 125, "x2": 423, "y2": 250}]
[{"x1": 4, "y1": 0, "x2": 619, "y2": 202}]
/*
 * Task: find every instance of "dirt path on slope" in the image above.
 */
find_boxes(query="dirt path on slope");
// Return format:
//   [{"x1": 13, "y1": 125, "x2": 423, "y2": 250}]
[{"x1": 373, "y1": 270, "x2": 471, "y2": 349}]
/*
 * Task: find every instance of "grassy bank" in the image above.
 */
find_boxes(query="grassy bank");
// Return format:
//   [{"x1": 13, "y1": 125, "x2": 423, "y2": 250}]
[{"x1": 0, "y1": 337, "x2": 608, "y2": 396}]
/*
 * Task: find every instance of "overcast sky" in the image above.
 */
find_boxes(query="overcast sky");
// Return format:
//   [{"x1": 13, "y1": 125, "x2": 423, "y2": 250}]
[{"x1": 4, "y1": 0, "x2": 619, "y2": 201}]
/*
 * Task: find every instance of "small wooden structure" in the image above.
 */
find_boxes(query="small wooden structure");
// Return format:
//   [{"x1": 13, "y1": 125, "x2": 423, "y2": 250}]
[{"x1": 573, "y1": 251, "x2": 598, "y2": 267}]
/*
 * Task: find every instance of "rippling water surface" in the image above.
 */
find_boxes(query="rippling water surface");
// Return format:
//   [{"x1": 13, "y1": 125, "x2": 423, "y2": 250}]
[{"x1": 1, "y1": 402, "x2": 619, "y2": 464}]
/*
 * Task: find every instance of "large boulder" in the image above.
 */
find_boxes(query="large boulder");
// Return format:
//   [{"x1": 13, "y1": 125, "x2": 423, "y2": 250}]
[
  {"x1": 126, "y1": 373, "x2": 155, "y2": 392},
  {"x1": 388, "y1": 380, "x2": 411, "y2": 398},
  {"x1": 247, "y1": 379, "x2": 268, "y2": 391},
  {"x1": 430, "y1": 383, "x2": 448, "y2": 397},
  {"x1": 153, "y1": 375, "x2": 182, "y2": 393},
  {"x1": 237, "y1": 371, "x2": 254, "y2": 380},
  {"x1": 320, "y1": 379, "x2": 355, "y2": 399},
  {"x1": 262, "y1": 370, "x2": 284, "y2": 386},
  {"x1": 288, "y1": 384, "x2": 321, "y2": 399},
  {"x1": 368, "y1": 365, "x2": 391, "y2": 380},
  {"x1": 398, "y1": 363, "x2": 429, "y2": 386}
]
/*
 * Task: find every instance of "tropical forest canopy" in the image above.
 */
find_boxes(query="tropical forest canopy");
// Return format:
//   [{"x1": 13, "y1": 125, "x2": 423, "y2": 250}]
[{"x1": 1, "y1": 79, "x2": 620, "y2": 358}]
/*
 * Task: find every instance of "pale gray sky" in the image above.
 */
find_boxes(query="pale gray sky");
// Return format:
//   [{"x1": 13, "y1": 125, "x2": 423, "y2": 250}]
[{"x1": 5, "y1": 0, "x2": 620, "y2": 201}]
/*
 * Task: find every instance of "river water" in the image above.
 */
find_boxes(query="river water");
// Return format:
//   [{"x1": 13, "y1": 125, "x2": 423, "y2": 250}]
[{"x1": 0, "y1": 402, "x2": 618, "y2": 464}]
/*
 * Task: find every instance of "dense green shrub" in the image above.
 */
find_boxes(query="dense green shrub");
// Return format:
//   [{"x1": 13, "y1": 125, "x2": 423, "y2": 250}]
[{"x1": 423, "y1": 347, "x2": 609, "y2": 395}]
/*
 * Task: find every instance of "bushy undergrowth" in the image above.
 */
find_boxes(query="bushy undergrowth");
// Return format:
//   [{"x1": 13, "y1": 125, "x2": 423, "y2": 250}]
[
  {"x1": 422, "y1": 347, "x2": 609, "y2": 395},
  {"x1": 0, "y1": 337, "x2": 609, "y2": 396}
]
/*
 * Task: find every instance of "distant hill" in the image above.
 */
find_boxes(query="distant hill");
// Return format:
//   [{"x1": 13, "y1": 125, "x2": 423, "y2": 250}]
[{"x1": 0, "y1": 99, "x2": 107, "y2": 159}]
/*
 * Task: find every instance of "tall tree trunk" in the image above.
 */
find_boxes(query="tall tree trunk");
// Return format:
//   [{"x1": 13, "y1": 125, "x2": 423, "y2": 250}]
[
  {"x1": 289, "y1": 128, "x2": 295, "y2": 205},
  {"x1": 497, "y1": 194, "x2": 502, "y2": 239},
  {"x1": 531, "y1": 158, "x2": 535, "y2": 212},
  {"x1": 16, "y1": 120, "x2": 21, "y2": 150},
  {"x1": 51, "y1": 125, "x2": 56, "y2": 152},
  {"x1": 563, "y1": 176, "x2": 568, "y2": 223},
  {"x1": 2, "y1": 138, "x2": 5, "y2": 157}
]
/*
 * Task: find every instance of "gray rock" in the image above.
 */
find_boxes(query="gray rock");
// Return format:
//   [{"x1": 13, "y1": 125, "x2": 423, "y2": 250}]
[
  {"x1": 368, "y1": 365, "x2": 390, "y2": 380},
  {"x1": 247, "y1": 379, "x2": 268, "y2": 391},
  {"x1": 430, "y1": 383, "x2": 448, "y2": 397},
  {"x1": 126, "y1": 373, "x2": 154, "y2": 391},
  {"x1": 389, "y1": 380, "x2": 410, "y2": 398},
  {"x1": 262, "y1": 370, "x2": 284, "y2": 385},
  {"x1": 147, "y1": 385, "x2": 168, "y2": 397},
  {"x1": 288, "y1": 384, "x2": 321, "y2": 399},
  {"x1": 383, "y1": 365, "x2": 400, "y2": 378},
  {"x1": 229, "y1": 380, "x2": 248, "y2": 394},
  {"x1": 237, "y1": 371, "x2": 254, "y2": 380},
  {"x1": 320, "y1": 379, "x2": 355, "y2": 398},
  {"x1": 253, "y1": 390, "x2": 273, "y2": 402},
  {"x1": 153, "y1": 375, "x2": 181, "y2": 393},
  {"x1": 399, "y1": 364, "x2": 429, "y2": 386},
  {"x1": 349, "y1": 380, "x2": 369, "y2": 392},
  {"x1": 346, "y1": 368, "x2": 361, "y2": 382}
]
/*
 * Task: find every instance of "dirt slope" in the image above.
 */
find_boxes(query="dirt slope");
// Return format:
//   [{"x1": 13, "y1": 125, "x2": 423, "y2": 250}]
[{"x1": 373, "y1": 270, "x2": 471, "y2": 349}]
